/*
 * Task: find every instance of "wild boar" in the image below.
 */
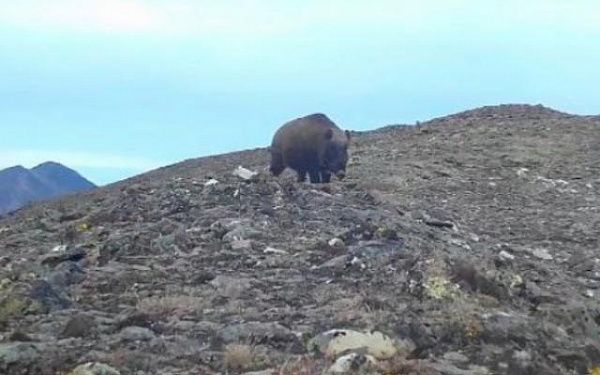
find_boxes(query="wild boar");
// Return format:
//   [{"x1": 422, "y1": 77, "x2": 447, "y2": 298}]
[{"x1": 269, "y1": 113, "x2": 351, "y2": 183}]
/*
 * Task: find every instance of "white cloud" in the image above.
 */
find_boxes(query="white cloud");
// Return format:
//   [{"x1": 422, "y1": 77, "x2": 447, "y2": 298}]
[
  {"x1": 0, "y1": 0, "x2": 166, "y2": 33},
  {"x1": 1, "y1": 0, "x2": 598, "y2": 39},
  {"x1": 0, "y1": 149, "x2": 164, "y2": 172},
  {"x1": 0, "y1": 0, "x2": 292, "y2": 35}
]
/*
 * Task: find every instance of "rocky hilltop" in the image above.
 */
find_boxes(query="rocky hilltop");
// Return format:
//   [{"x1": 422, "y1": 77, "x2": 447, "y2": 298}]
[{"x1": 0, "y1": 104, "x2": 599, "y2": 374}]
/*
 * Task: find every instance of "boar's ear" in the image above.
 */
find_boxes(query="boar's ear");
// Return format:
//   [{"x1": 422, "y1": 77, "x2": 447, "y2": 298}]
[
  {"x1": 324, "y1": 128, "x2": 333, "y2": 140},
  {"x1": 345, "y1": 130, "x2": 351, "y2": 140}
]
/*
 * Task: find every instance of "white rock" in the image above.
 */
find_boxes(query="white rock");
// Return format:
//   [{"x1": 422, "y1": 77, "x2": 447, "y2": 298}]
[
  {"x1": 327, "y1": 353, "x2": 376, "y2": 374},
  {"x1": 263, "y1": 246, "x2": 288, "y2": 255},
  {"x1": 530, "y1": 248, "x2": 553, "y2": 260},
  {"x1": 204, "y1": 178, "x2": 219, "y2": 186},
  {"x1": 309, "y1": 329, "x2": 401, "y2": 360},
  {"x1": 328, "y1": 238, "x2": 345, "y2": 249},
  {"x1": 498, "y1": 250, "x2": 515, "y2": 260},
  {"x1": 231, "y1": 239, "x2": 253, "y2": 251},
  {"x1": 119, "y1": 326, "x2": 155, "y2": 342},
  {"x1": 232, "y1": 165, "x2": 258, "y2": 181},
  {"x1": 516, "y1": 168, "x2": 529, "y2": 177},
  {"x1": 52, "y1": 245, "x2": 68, "y2": 253},
  {"x1": 585, "y1": 290, "x2": 595, "y2": 298},
  {"x1": 443, "y1": 351, "x2": 469, "y2": 363}
]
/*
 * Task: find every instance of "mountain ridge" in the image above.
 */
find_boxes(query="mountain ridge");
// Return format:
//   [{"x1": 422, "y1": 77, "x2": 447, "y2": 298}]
[
  {"x1": 0, "y1": 161, "x2": 96, "y2": 216},
  {"x1": 2, "y1": 103, "x2": 593, "y2": 215}
]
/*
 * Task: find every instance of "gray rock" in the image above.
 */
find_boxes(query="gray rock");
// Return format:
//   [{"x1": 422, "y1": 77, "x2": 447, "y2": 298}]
[
  {"x1": 210, "y1": 275, "x2": 253, "y2": 298},
  {"x1": 0, "y1": 342, "x2": 42, "y2": 369},
  {"x1": 220, "y1": 322, "x2": 303, "y2": 353},
  {"x1": 231, "y1": 239, "x2": 253, "y2": 251},
  {"x1": 61, "y1": 314, "x2": 96, "y2": 338},
  {"x1": 119, "y1": 326, "x2": 156, "y2": 342},
  {"x1": 222, "y1": 225, "x2": 262, "y2": 242},
  {"x1": 318, "y1": 255, "x2": 348, "y2": 270}
]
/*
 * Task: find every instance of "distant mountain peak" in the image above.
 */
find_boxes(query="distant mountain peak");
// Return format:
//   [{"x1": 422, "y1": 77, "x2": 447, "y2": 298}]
[
  {"x1": 32, "y1": 161, "x2": 67, "y2": 169},
  {"x1": 4, "y1": 165, "x2": 28, "y2": 172},
  {"x1": 0, "y1": 161, "x2": 96, "y2": 215}
]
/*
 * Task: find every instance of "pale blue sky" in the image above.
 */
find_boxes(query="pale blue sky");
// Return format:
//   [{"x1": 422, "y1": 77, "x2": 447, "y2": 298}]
[{"x1": 1, "y1": 1, "x2": 598, "y2": 185}]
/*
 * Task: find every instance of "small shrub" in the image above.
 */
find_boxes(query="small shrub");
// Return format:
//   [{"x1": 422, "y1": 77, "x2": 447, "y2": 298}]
[
  {"x1": 0, "y1": 296, "x2": 29, "y2": 327},
  {"x1": 223, "y1": 344, "x2": 256, "y2": 372}
]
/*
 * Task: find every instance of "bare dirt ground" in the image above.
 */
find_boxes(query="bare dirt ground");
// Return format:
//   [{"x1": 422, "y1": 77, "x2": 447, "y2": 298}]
[{"x1": 1, "y1": 104, "x2": 599, "y2": 374}]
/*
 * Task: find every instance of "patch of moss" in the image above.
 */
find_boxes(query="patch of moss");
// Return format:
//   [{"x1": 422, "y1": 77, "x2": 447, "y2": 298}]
[
  {"x1": 424, "y1": 276, "x2": 456, "y2": 300},
  {"x1": 0, "y1": 295, "x2": 30, "y2": 326},
  {"x1": 375, "y1": 226, "x2": 399, "y2": 240},
  {"x1": 0, "y1": 278, "x2": 11, "y2": 291}
]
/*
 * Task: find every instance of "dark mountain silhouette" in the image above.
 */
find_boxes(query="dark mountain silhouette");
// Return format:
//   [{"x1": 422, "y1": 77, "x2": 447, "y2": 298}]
[{"x1": 0, "y1": 162, "x2": 96, "y2": 215}]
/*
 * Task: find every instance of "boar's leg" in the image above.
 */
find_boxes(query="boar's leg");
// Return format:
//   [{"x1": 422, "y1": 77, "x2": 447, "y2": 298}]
[
  {"x1": 269, "y1": 147, "x2": 285, "y2": 176},
  {"x1": 296, "y1": 170, "x2": 307, "y2": 182},
  {"x1": 270, "y1": 162, "x2": 285, "y2": 176},
  {"x1": 320, "y1": 170, "x2": 332, "y2": 183},
  {"x1": 308, "y1": 170, "x2": 321, "y2": 183}
]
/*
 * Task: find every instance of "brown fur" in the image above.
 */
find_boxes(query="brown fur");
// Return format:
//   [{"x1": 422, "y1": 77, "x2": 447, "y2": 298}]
[{"x1": 269, "y1": 113, "x2": 351, "y2": 183}]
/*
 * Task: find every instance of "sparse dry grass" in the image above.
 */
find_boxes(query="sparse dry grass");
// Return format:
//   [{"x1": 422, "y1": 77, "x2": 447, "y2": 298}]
[
  {"x1": 108, "y1": 349, "x2": 157, "y2": 372},
  {"x1": 223, "y1": 344, "x2": 259, "y2": 373},
  {"x1": 277, "y1": 356, "x2": 321, "y2": 375},
  {"x1": 136, "y1": 295, "x2": 205, "y2": 319}
]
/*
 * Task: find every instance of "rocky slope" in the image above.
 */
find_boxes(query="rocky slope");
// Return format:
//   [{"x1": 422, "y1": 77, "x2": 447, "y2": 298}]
[
  {"x1": 0, "y1": 104, "x2": 599, "y2": 374},
  {"x1": 0, "y1": 162, "x2": 96, "y2": 215}
]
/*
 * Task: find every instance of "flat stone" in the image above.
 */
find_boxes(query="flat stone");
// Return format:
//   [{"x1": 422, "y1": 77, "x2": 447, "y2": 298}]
[
  {"x1": 119, "y1": 326, "x2": 155, "y2": 342},
  {"x1": 210, "y1": 275, "x2": 253, "y2": 298},
  {"x1": 530, "y1": 248, "x2": 553, "y2": 260}
]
